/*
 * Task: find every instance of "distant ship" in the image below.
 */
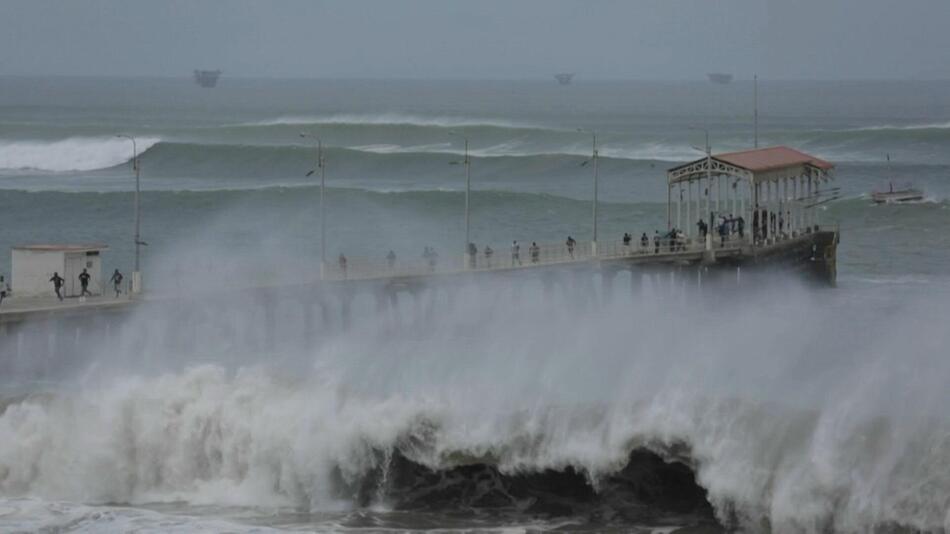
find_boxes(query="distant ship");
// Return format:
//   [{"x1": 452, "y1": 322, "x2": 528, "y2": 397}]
[
  {"x1": 554, "y1": 73, "x2": 575, "y2": 85},
  {"x1": 707, "y1": 73, "x2": 733, "y2": 84},
  {"x1": 193, "y1": 70, "x2": 222, "y2": 88}
]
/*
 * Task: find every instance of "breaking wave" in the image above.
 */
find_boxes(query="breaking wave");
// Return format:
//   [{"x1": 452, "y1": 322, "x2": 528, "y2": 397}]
[
  {"x1": 0, "y1": 137, "x2": 161, "y2": 172},
  {"x1": 850, "y1": 121, "x2": 950, "y2": 132},
  {"x1": 1, "y1": 278, "x2": 949, "y2": 532},
  {"x1": 235, "y1": 113, "x2": 553, "y2": 131}
]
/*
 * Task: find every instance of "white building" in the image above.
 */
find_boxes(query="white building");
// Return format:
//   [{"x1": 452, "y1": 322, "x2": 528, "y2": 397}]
[{"x1": 11, "y1": 244, "x2": 108, "y2": 298}]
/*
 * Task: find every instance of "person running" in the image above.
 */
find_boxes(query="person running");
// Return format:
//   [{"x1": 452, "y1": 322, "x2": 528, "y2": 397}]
[
  {"x1": 50, "y1": 272, "x2": 65, "y2": 301},
  {"x1": 338, "y1": 253, "x2": 348, "y2": 279},
  {"x1": 109, "y1": 269, "x2": 123, "y2": 298},
  {"x1": 0, "y1": 275, "x2": 8, "y2": 307},
  {"x1": 511, "y1": 241, "x2": 521, "y2": 266},
  {"x1": 78, "y1": 268, "x2": 92, "y2": 298},
  {"x1": 484, "y1": 245, "x2": 494, "y2": 267},
  {"x1": 565, "y1": 236, "x2": 576, "y2": 258},
  {"x1": 529, "y1": 242, "x2": 540, "y2": 263},
  {"x1": 386, "y1": 250, "x2": 396, "y2": 270}
]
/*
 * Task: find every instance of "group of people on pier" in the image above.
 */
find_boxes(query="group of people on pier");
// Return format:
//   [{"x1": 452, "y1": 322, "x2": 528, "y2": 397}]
[
  {"x1": 38, "y1": 268, "x2": 125, "y2": 302},
  {"x1": 752, "y1": 207, "x2": 790, "y2": 244},
  {"x1": 340, "y1": 209, "x2": 784, "y2": 279}
]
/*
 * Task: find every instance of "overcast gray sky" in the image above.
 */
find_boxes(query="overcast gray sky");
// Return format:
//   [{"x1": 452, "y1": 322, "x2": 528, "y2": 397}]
[{"x1": 2, "y1": 0, "x2": 948, "y2": 80}]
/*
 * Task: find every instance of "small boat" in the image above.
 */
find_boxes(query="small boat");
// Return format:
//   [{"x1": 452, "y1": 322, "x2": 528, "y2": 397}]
[
  {"x1": 871, "y1": 183, "x2": 924, "y2": 204},
  {"x1": 707, "y1": 73, "x2": 733, "y2": 84},
  {"x1": 193, "y1": 70, "x2": 222, "y2": 88}
]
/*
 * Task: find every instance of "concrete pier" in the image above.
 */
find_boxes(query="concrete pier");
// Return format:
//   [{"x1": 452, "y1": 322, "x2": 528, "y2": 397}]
[{"x1": 0, "y1": 227, "x2": 838, "y2": 371}]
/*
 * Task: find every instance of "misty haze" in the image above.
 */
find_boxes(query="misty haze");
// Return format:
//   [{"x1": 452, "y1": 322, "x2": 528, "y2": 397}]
[{"x1": 0, "y1": 1, "x2": 949, "y2": 533}]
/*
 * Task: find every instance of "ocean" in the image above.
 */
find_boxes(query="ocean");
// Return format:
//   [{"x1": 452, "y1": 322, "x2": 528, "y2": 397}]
[{"x1": 0, "y1": 77, "x2": 948, "y2": 532}]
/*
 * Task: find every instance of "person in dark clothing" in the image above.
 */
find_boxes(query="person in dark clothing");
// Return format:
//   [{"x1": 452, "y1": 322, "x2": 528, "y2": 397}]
[
  {"x1": 0, "y1": 275, "x2": 8, "y2": 307},
  {"x1": 386, "y1": 250, "x2": 396, "y2": 269},
  {"x1": 530, "y1": 242, "x2": 540, "y2": 263},
  {"x1": 697, "y1": 219, "x2": 707, "y2": 240},
  {"x1": 565, "y1": 236, "x2": 576, "y2": 258},
  {"x1": 338, "y1": 253, "x2": 348, "y2": 279},
  {"x1": 484, "y1": 245, "x2": 494, "y2": 267},
  {"x1": 737, "y1": 216, "x2": 746, "y2": 238},
  {"x1": 109, "y1": 269, "x2": 123, "y2": 298},
  {"x1": 78, "y1": 268, "x2": 92, "y2": 297},
  {"x1": 718, "y1": 221, "x2": 728, "y2": 247},
  {"x1": 640, "y1": 232, "x2": 649, "y2": 250},
  {"x1": 50, "y1": 272, "x2": 65, "y2": 301},
  {"x1": 468, "y1": 243, "x2": 477, "y2": 268}
]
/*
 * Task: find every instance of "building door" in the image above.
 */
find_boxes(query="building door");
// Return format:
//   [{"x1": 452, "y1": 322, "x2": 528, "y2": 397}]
[{"x1": 64, "y1": 253, "x2": 84, "y2": 297}]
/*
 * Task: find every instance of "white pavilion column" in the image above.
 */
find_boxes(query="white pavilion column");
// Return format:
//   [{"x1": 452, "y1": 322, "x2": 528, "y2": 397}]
[
  {"x1": 783, "y1": 178, "x2": 788, "y2": 236},
  {"x1": 686, "y1": 180, "x2": 692, "y2": 237},
  {"x1": 729, "y1": 178, "x2": 742, "y2": 217},
  {"x1": 677, "y1": 184, "x2": 682, "y2": 229},
  {"x1": 791, "y1": 176, "x2": 798, "y2": 233},
  {"x1": 716, "y1": 175, "x2": 721, "y2": 216},
  {"x1": 805, "y1": 173, "x2": 815, "y2": 227}
]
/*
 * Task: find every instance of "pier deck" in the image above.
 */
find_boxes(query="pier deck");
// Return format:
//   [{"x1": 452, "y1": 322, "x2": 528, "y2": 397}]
[{"x1": 0, "y1": 227, "x2": 837, "y2": 326}]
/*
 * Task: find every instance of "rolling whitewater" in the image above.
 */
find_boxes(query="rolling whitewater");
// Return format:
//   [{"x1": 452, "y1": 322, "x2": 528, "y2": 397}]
[{"x1": 0, "y1": 77, "x2": 949, "y2": 532}]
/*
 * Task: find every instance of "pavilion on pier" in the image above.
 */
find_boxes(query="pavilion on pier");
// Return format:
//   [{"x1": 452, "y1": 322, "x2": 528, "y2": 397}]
[{"x1": 666, "y1": 146, "x2": 834, "y2": 241}]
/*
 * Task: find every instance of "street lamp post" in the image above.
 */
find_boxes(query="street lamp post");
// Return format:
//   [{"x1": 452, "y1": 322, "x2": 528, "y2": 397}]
[
  {"x1": 689, "y1": 126, "x2": 713, "y2": 250},
  {"x1": 300, "y1": 133, "x2": 326, "y2": 279},
  {"x1": 449, "y1": 132, "x2": 471, "y2": 267},
  {"x1": 578, "y1": 129, "x2": 599, "y2": 256},
  {"x1": 116, "y1": 134, "x2": 143, "y2": 293}
]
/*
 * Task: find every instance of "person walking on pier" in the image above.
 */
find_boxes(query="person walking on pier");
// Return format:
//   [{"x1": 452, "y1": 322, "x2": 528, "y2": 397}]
[
  {"x1": 640, "y1": 232, "x2": 649, "y2": 251},
  {"x1": 565, "y1": 236, "x2": 576, "y2": 258},
  {"x1": 426, "y1": 248, "x2": 438, "y2": 272},
  {"x1": 338, "y1": 253, "x2": 348, "y2": 279},
  {"x1": 484, "y1": 245, "x2": 493, "y2": 268},
  {"x1": 697, "y1": 219, "x2": 708, "y2": 240},
  {"x1": 109, "y1": 269, "x2": 123, "y2": 298},
  {"x1": 653, "y1": 231, "x2": 660, "y2": 254},
  {"x1": 468, "y1": 243, "x2": 477, "y2": 269},
  {"x1": 623, "y1": 232, "x2": 632, "y2": 250},
  {"x1": 78, "y1": 268, "x2": 92, "y2": 298},
  {"x1": 737, "y1": 216, "x2": 746, "y2": 239},
  {"x1": 530, "y1": 242, "x2": 540, "y2": 263},
  {"x1": 511, "y1": 241, "x2": 521, "y2": 266},
  {"x1": 50, "y1": 272, "x2": 65, "y2": 301}
]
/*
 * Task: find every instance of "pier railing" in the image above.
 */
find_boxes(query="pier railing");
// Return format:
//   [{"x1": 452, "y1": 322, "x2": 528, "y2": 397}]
[
  {"x1": 322, "y1": 224, "x2": 838, "y2": 282},
  {"x1": 323, "y1": 233, "x2": 749, "y2": 281}
]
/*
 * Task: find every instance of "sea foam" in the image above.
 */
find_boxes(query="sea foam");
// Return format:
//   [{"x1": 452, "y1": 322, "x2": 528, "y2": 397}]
[{"x1": 0, "y1": 137, "x2": 161, "y2": 172}]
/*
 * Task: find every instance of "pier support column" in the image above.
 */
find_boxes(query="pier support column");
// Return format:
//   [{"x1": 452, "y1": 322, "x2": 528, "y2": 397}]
[
  {"x1": 600, "y1": 269, "x2": 615, "y2": 304},
  {"x1": 262, "y1": 294, "x2": 277, "y2": 352},
  {"x1": 302, "y1": 298, "x2": 315, "y2": 351}
]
